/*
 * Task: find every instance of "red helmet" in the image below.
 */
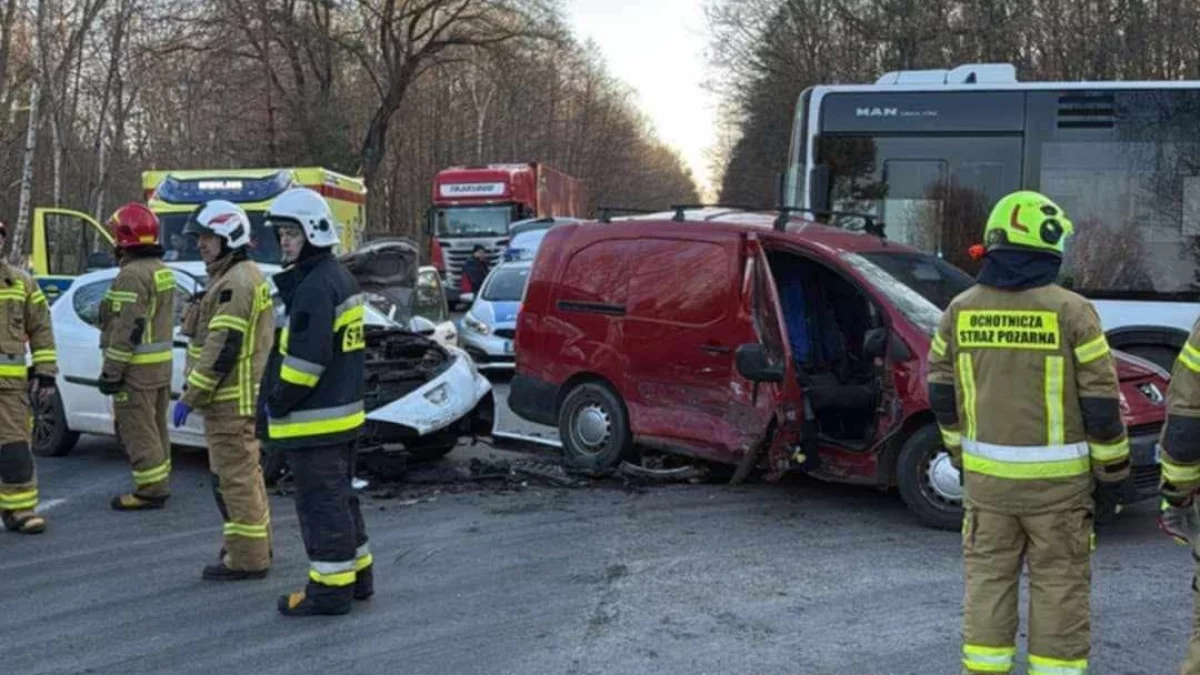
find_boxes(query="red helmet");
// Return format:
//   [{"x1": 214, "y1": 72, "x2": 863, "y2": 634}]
[{"x1": 108, "y1": 202, "x2": 160, "y2": 250}]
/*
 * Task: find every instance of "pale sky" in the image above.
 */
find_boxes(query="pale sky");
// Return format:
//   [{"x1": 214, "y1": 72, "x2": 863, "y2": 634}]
[{"x1": 565, "y1": 0, "x2": 718, "y2": 200}]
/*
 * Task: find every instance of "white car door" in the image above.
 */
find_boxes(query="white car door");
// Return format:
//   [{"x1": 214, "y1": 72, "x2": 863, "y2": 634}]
[{"x1": 55, "y1": 270, "x2": 207, "y2": 447}]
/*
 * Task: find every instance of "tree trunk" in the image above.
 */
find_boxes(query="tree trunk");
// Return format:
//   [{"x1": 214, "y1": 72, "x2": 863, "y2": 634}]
[{"x1": 11, "y1": 0, "x2": 47, "y2": 266}]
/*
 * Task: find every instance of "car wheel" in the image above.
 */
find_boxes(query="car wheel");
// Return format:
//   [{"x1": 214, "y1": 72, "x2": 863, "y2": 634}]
[
  {"x1": 32, "y1": 386, "x2": 79, "y2": 457},
  {"x1": 896, "y1": 424, "x2": 963, "y2": 531},
  {"x1": 558, "y1": 382, "x2": 631, "y2": 473}
]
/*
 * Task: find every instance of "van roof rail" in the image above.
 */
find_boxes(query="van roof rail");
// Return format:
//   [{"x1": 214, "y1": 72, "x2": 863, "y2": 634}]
[
  {"x1": 597, "y1": 206, "x2": 659, "y2": 223},
  {"x1": 667, "y1": 203, "x2": 775, "y2": 221}
]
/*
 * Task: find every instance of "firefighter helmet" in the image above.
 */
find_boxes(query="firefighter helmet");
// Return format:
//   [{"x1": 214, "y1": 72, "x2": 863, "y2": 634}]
[
  {"x1": 264, "y1": 188, "x2": 339, "y2": 248},
  {"x1": 108, "y1": 203, "x2": 161, "y2": 250},
  {"x1": 184, "y1": 200, "x2": 251, "y2": 250},
  {"x1": 983, "y1": 191, "x2": 1075, "y2": 256}
]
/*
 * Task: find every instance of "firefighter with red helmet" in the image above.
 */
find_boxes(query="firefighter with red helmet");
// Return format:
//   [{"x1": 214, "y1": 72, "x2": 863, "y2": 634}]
[
  {"x1": 100, "y1": 203, "x2": 177, "y2": 510},
  {"x1": 0, "y1": 219, "x2": 56, "y2": 534}
]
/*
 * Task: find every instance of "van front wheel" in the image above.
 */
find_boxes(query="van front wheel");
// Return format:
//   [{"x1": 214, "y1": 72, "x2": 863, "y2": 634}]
[{"x1": 558, "y1": 382, "x2": 632, "y2": 473}]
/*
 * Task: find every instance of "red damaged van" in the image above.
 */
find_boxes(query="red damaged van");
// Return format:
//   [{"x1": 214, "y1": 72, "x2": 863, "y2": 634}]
[{"x1": 508, "y1": 208, "x2": 1168, "y2": 529}]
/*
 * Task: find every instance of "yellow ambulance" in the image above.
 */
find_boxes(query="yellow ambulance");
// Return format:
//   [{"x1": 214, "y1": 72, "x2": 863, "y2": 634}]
[{"x1": 29, "y1": 167, "x2": 366, "y2": 299}]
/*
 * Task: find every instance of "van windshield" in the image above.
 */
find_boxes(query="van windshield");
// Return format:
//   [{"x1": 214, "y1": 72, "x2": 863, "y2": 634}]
[{"x1": 839, "y1": 251, "x2": 974, "y2": 334}]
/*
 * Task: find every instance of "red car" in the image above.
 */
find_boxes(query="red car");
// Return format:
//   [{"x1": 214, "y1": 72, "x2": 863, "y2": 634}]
[{"x1": 509, "y1": 208, "x2": 1168, "y2": 530}]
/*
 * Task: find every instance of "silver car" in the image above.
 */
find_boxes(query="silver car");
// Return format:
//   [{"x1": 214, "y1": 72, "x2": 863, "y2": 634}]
[{"x1": 459, "y1": 260, "x2": 531, "y2": 370}]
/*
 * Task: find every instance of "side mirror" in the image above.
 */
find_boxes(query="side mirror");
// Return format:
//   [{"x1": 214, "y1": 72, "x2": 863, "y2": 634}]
[
  {"x1": 810, "y1": 164, "x2": 832, "y2": 215},
  {"x1": 863, "y1": 327, "x2": 887, "y2": 359},
  {"x1": 735, "y1": 343, "x2": 784, "y2": 383},
  {"x1": 409, "y1": 315, "x2": 437, "y2": 335}
]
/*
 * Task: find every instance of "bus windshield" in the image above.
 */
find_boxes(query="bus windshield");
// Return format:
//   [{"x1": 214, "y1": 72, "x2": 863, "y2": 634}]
[
  {"x1": 435, "y1": 205, "x2": 512, "y2": 238},
  {"x1": 158, "y1": 211, "x2": 282, "y2": 264},
  {"x1": 800, "y1": 86, "x2": 1200, "y2": 301}
]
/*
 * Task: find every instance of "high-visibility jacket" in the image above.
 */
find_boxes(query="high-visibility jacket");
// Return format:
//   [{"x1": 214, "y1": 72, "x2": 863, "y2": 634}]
[
  {"x1": 262, "y1": 252, "x2": 365, "y2": 450},
  {"x1": 927, "y1": 283, "x2": 1130, "y2": 514},
  {"x1": 1160, "y1": 320, "x2": 1200, "y2": 502},
  {"x1": 0, "y1": 262, "x2": 55, "y2": 389},
  {"x1": 180, "y1": 253, "x2": 274, "y2": 417},
  {"x1": 99, "y1": 253, "x2": 175, "y2": 390}
]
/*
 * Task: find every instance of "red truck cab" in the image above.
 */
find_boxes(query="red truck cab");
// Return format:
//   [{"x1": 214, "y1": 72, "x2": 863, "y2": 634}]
[
  {"x1": 427, "y1": 163, "x2": 586, "y2": 308},
  {"x1": 509, "y1": 208, "x2": 1168, "y2": 529}
]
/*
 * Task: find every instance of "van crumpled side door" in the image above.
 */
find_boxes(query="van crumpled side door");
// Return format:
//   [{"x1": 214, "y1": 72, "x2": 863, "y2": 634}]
[{"x1": 730, "y1": 234, "x2": 806, "y2": 481}]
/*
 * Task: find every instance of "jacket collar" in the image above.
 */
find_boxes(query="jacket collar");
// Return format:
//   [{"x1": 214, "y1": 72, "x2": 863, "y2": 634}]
[
  {"x1": 273, "y1": 251, "x2": 333, "y2": 303},
  {"x1": 976, "y1": 249, "x2": 1062, "y2": 291}
]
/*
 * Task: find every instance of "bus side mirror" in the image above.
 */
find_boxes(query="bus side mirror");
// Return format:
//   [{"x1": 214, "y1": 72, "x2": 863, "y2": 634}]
[{"x1": 811, "y1": 165, "x2": 832, "y2": 215}]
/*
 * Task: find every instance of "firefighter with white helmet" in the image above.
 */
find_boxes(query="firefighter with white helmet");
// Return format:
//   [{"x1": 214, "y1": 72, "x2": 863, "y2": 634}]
[
  {"x1": 176, "y1": 199, "x2": 275, "y2": 580},
  {"x1": 927, "y1": 190, "x2": 1131, "y2": 674},
  {"x1": 260, "y1": 187, "x2": 371, "y2": 616}
]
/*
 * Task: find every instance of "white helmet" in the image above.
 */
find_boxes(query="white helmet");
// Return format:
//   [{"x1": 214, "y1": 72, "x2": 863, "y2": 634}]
[
  {"x1": 265, "y1": 188, "x2": 338, "y2": 248},
  {"x1": 184, "y1": 200, "x2": 251, "y2": 250}
]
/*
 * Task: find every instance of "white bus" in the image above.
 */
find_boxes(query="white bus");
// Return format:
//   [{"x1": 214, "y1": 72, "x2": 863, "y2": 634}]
[{"x1": 784, "y1": 63, "x2": 1200, "y2": 370}]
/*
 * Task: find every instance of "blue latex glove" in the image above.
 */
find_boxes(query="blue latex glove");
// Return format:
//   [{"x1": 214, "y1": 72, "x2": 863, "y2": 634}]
[{"x1": 172, "y1": 402, "x2": 192, "y2": 428}]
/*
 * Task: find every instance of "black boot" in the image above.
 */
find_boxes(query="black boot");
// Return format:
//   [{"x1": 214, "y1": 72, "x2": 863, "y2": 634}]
[
  {"x1": 277, "y1": 590, "x2": 352, "y2": 617},
  {"x1": 354, "y1": 565, "x2": 374, "y2": 601},
  {"x1": 202, "y1": 562, "x2": 269, "y2": 581}
]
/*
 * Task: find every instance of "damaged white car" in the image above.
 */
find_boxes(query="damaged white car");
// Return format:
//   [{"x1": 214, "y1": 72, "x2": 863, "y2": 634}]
[{"x1": 35, "y1": 239, "x2": 494, "y2": 469}]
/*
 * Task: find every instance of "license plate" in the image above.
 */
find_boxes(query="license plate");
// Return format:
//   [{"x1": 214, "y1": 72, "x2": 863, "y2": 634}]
[{"x1": 503, "y1": 340, "x2": 513, "y2": 355}]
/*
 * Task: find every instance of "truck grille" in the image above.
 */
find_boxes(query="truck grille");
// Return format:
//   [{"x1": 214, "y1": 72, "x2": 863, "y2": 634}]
[{"x1": 438, "y1": 240, "x2": 504, "y2": 286}]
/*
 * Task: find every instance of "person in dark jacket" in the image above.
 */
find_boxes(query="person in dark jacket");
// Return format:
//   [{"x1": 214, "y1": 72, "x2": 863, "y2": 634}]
[
  {"x1": 460, "y1": 244, "x2": 490, "y2": 294},
  {"x1": 261, "y1": 187, "x2": 371, "y2": 617}
]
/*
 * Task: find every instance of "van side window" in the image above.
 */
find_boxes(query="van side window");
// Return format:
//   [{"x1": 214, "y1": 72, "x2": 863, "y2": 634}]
[
  {"x1": 753, "y1": 256, "x2": 786, "y2": 364},
  {"x1": 559, "y1": 240, "x2": 637, "y2": 307},
  {"x1": 628, "y1": 240, "x2": 731, "y2": 325}
]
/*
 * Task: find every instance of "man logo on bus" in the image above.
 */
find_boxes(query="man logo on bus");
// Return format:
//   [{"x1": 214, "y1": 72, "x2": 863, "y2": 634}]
[{"x1": 856, "y1": 107, "x2": 898, "y2": 117}]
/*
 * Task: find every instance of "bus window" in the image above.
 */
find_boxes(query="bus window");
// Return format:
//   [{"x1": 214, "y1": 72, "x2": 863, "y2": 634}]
[
  {"x1": 818, "y1": 135, "x2": 1021, "y2": 272},
  {"x1": 1027, "y1": 90, "x2": 1200, "y2": 298}
]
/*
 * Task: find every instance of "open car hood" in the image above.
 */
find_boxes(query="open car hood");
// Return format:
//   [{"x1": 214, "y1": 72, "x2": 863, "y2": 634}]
[{"x1": 340, "y1": 238, "x2": 419, "y2": 324}]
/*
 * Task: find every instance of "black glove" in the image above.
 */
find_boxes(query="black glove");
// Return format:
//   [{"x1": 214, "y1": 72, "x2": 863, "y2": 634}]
[
  {"x1": 1095, "y1": 476, "x2": 1130, "y2": 511},
  {"x1": 98, "y1": 378, "x2": 122, "y2": 395},
  {"x1": 36, "y1": 374, "x2": 56, "y2": 390}
]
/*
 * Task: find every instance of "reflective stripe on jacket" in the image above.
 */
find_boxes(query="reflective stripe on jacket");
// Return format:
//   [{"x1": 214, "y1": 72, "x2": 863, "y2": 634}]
[
  {"x1": 261, "y1": 253, "x2": 365, "y2": 449},
  {"x1": 181, "y1": 254, "x2": 274, "y2": 417},
  {"x1": 0, "y1": 262, "x2": 55, "y2": 389},
  {"x1": 927, "y1": 283, "x2": 1129, "y2": 514},
  {"x1": 99, "y1": 254, "x2": 175, "y2": 390}
]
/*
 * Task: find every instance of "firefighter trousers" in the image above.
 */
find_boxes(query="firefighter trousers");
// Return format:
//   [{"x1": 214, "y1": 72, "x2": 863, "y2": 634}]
[
  {"x1": 205, "y1": 413, "x2": 271, "y2": 571},
  {"x1": 0, "y1": 390, "x2": 36, "y2": 514},
  {"x1": 285, "y1": 443, "x2": 370, "y2": 609},
  {"x1": 113, "y1": 386, "x2": 171, "y2": 498},
  {"x1": 962, "y1": 506, "x2": 1093, "y2": 675},
  {"x1": 1180, "y1": 548, "x2": 1200, "y2": 674}
]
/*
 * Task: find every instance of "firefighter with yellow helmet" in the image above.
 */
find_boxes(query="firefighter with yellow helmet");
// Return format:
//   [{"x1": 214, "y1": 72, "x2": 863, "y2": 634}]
[
  {"x1": 1157, "y1": 311, "x2": 1200, "y2": 672},
  {"x1": 926, "y1": 191, "x2": 1131, "y2": 675}
]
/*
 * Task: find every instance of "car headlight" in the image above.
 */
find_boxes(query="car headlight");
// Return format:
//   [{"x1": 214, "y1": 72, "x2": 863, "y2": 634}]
[
  {"x1": 424, "y1": 383, "x2": 449, "y2": 406},
  {"x1": 463, "y1": 313, "x2": 491, "y2": 336}
]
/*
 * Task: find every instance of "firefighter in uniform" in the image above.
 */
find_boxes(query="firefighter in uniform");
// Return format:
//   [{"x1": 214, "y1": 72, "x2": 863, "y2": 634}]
[
  {"x1": 261, "y1": 187, "x2": 371, "y2": 617},
  {"x1": 1157, "y1": 320, "x2": 1200, "y2": 673},
  {"x1": 100, "y1": 203, "x2": 176, "y2": 510},
  {"x1": 927, "y1": 191, "x2": 1131, "y2": 675},
  {"x1": 175, "y1": 200, "x2": 275, "y2": 580},
  {"x1": 0, "y1": 221, "x2": 56, "y2": 534}
]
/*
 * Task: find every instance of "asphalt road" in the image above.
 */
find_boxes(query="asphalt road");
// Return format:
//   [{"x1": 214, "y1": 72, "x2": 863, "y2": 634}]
[{"x1": 1, "y1": 381, "x2": 1193, "y2": 675}]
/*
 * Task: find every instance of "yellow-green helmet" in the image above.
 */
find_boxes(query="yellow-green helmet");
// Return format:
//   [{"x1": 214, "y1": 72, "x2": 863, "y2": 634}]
[{"x1": 983, "y1": 191, "x2": 1074, "y2": 256}]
